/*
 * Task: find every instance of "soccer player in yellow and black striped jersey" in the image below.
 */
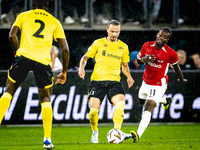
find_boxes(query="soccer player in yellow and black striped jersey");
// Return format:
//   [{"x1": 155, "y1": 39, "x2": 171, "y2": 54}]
[
  {"x1": 78, "y1": 20, "x2": 135, "y2": 143},
  {"x1": 0, "y1": 0, "x2": 70, "y2": 149}
]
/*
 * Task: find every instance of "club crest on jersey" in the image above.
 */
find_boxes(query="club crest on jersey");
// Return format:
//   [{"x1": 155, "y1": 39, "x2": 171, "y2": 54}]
[
  {"x1": 157, "y1": 59, "x2": 163, "y2": 63},
  {"x1": 103, "y1": 44, "x2": 107, "y2": 47}
]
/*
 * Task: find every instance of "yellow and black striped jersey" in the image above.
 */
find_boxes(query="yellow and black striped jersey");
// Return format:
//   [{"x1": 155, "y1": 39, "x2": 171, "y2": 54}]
[
  {"x1": 12, "y1": 9, "x2": 66, "y2": 65},
  {"x1": 86, "y1": 37, "x2": 130, "y2": 82}
]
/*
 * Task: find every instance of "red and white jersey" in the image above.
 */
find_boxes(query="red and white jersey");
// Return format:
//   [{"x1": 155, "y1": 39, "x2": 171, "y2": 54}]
[{"x1": 137, "y1": 41, "x2": 178, "y2": 86}]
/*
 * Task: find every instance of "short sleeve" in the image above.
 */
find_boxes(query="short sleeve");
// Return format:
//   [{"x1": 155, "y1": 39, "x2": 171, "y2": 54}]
[
  {"x1": 12, "y1": 13, "x2": 23, "y2": 29},
  {"x1": 137, "y1": 42, "x2": 149, "y2": 59},
  {"x1": 86, "y1": 40, "x2": 99, "y2": 58},
  {"x1": 53, "y1": 21, "x2": 66, "y2": 41},
  {"x1": 122, "y1": 45, "x2": 130, "y2": 63},
  {"x1": 169, "y1": 49, "x2": 178, "y2": 65}
]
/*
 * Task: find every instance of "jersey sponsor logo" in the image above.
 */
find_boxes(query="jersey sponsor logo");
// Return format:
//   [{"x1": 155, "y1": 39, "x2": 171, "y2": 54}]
[
  {"x1": 107, "y1": 53, "x2": 122, "y2": 60},
  {"x1": 101, "y1": 50, "x2": 122, "y2": 60},
  {"x1": 102, "y1": 50, "x2": 106, "y2": 56},
  {"x1": 118, "y1": 46, "x2": 124, "y2": 50},
  {"x1": 147, "y1": 62, "x2": 162, "y2": 68}
]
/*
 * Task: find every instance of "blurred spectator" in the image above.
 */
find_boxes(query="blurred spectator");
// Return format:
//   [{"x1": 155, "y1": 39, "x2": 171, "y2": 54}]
[
  {"x1": 190, "y1": 53, "x2": 200, "y2": 69},
  {"x1": 62, "y1": 0, "x2": 88, "y2": 25},
  {"x1": 128, "y1": 51, "x2": 145, "y2": 70},
  {"x1": 50, "y1": 45, "x2": 62, "y2": 72},
  {"x1": 93, "y1": 0, "x2": 109, "y2": 24},
  {"x1": 122, "y1": 0, "x2": 143, "y2": 25},
  {"x1": 143, "y1": 0, "x2": 161, "y2": 24},
  {"x1": 176, "y1": 49, "x2": 191, "y2": 70},
  {"x1": 158, "y1": 0, "x2": 199, "y2": 25},
  {"x1": 1, "y1": 0, "x2": 19, "y2": 23}
]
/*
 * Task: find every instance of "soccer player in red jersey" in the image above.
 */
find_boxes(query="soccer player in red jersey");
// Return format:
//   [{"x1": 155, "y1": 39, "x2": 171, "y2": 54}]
[{"x1": 130, "y1": 27, "x2": 187, "y2": 142}]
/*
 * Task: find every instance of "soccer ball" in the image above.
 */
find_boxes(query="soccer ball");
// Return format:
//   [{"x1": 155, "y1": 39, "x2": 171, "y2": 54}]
[{"x1": 107, "y1": 128, "x2": 124, "y2": 144}]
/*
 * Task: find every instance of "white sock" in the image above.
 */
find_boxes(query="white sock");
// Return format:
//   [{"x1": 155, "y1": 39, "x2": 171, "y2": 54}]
[
  {"x1": 92, "y1": 129, "x2": 98, "y2": 136},
  {"x1": 93, "y1": 129, "x2": 98, "y2": 133},
  {"x1": 44, "y1": 137, "x2": 51, "y2": 142},
  {"x1": 160, "y1": 97, "x2": 167, "y2": 104},
  {"x1": 137, "y1": 111, "x2": 152, "y2": 138}
]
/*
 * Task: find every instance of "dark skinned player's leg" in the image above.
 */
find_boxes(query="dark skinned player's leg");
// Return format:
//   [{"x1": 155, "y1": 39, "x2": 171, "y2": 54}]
[
  {"x1": 39, "y1": 87, "x2": 53, "y2": 141},
  {"x1": 0, "y1": 79, "x2": 20, "y2": 124}
]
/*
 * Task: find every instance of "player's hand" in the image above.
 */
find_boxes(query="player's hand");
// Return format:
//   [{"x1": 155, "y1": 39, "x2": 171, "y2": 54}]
[
  {"x1": 127, "y1": 76, "x2": 135, "y2": 88},
  {"x1": 177, "y1": 78, "x2": 187, "y2": 84},
  {"x1": 78, "y1": 68, "x2": 85, "y2": 80},
  {"x1": 145, "y1": 55, "x2": 155, "y2": 62},
  {"x1": 55, "y1": 72, "x2": 67, "y2": 84}
]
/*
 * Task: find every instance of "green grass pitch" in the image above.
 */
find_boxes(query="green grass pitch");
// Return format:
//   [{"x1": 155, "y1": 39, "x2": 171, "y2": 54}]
[{"x1": 0, "y1": 123, "x2": 199, "y2": 150}]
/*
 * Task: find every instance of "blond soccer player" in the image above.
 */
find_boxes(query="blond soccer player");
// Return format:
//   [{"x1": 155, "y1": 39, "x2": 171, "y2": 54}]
[{"x1": 78, "y1": 19, "x2": 134, "y2": 143}]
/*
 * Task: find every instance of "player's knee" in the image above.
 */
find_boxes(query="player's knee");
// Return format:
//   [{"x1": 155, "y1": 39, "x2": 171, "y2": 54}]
[
  {"x1": 144, "y1": 100, "x2": 156, "y2": 112},
  {"x1": 115, "y1": 101, "x2": 125, "y2": 110},
  {"x1": 89, "y1": 108, "x2": 99, "y2": 116}
]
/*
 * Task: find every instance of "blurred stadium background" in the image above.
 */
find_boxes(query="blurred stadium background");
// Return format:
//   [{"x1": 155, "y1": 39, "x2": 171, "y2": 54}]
[{"x1": 0, "y1": 0, "x2": 199, "y2": 126}]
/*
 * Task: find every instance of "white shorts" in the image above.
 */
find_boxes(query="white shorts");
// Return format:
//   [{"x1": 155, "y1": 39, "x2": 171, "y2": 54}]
[{"x1": 138, "y1": 81, "x2": 167, "y2": 106}]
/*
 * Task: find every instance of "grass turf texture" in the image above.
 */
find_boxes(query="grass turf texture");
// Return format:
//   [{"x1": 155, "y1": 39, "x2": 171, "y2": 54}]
[{"x1": 0, "y1": 123, "x2": 199, "y2": 150}]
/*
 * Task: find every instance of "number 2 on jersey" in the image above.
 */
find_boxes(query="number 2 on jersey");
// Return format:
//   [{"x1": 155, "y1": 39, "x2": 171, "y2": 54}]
[{"x1": 33, "y1": 20, "x2": 45, "y2": 38}]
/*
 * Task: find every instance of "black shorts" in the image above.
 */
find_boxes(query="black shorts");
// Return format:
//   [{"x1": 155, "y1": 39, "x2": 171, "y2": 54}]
[
  {"x1": 88, "y1": 80, "x2": 125, "y2": 104},
  {"x1": 8, "y1": 56, "x2": 54, "y2": 89}
]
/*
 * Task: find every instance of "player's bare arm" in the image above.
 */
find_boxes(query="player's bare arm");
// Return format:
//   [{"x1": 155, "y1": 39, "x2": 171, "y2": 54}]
[
  {"x1": 172, "y1": 63, "x2": 187, "y2": 84},
  {"x1": 122, "y1": 62, "x2": 135, "y2": 88},
  {"x1": 50, "y1": 48, "x2": 58, "y2": 70},
  {"x1": 55, "y1": 38, "x2": 70, "y2": 85},
  {"x1": 78, "y1": 54, "x2": 89, "y2": 80},
  {"x1": 58, "y1": 38, "x2": 70, "y2": 74},
  {"x1": 9, "y1": 26, "x2": 20, "y2": 55}
]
